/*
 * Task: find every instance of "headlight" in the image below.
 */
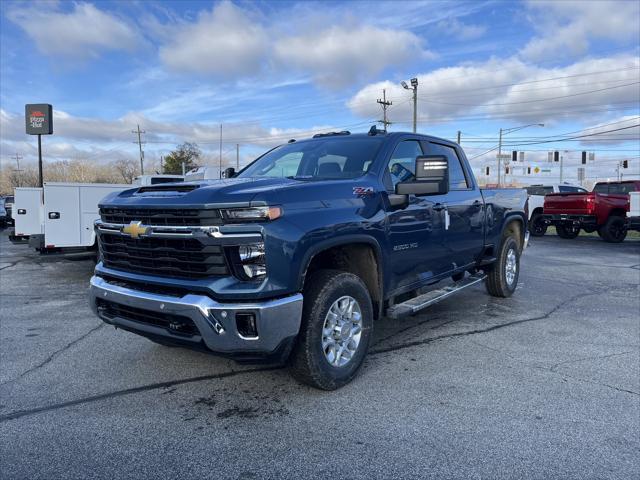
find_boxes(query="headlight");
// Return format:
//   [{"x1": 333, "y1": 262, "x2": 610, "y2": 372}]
[
  {"x1": 220, "y1": 206, "x2": 282, "y2": 222},
  {"x1": 230, "y1": 242, "x2": 267, "y2": 280}
]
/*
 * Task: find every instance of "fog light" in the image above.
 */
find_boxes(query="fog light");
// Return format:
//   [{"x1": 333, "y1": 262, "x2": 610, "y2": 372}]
[
  {"x1": 235, "y1": 243, "x2": 266, "y2": 280},
  {"x1": 236, "y1": 312, "x2": 258, "y2": 338}
]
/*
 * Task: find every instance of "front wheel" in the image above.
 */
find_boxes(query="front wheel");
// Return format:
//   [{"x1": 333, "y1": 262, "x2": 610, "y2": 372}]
[
  {"x1": 529, "y1": 213, "x2": 547, "y2": 237},
  {"x1": 598, "y1": 215, "x2": 627, "y2": 243},
  {"x1": 290, "y1": 270, "x2": 373, "y2": 390},
  {"x1": 485, "y1": 236, "x2": 520, "y2": 298},
  {"x1": 556, "y1": 224, "x2": 580, "y2": 239}
]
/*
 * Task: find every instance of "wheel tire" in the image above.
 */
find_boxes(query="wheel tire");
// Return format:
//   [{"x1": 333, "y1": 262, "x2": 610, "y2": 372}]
[
  {"x1": 556, "y1": 224, "x2": 580, "y2": 239},
  {"x1": 289, "y1": 270, "x2": 373, "y2": 390},
  {"x1": 485, "y1": 236, "x2": 520, "y2": 298},
  {"x1": 598, "y1": 215, "x2": 627, "y2": 243},
  {"x1": 529, "y1": 213, "x2": 547, "y2": 237}
]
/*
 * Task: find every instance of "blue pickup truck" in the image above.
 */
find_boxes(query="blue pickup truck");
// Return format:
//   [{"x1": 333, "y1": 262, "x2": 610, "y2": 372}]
[{"x1": 90, "y1": 128, "x2": 528, "y2": 389}]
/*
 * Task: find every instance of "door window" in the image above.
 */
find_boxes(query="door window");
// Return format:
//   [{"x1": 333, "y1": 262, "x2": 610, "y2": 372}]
[
  {"x1": 386, "y1": 140, "x2": 423, "y2": 190},
  {"x1": 428, "y1": 143, "x2": 469, "y2": 189}
]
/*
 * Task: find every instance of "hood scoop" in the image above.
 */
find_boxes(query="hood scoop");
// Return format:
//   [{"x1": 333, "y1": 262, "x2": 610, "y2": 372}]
[{"x1": 135, "y1": 184, "x2": 199, "y2": 197}]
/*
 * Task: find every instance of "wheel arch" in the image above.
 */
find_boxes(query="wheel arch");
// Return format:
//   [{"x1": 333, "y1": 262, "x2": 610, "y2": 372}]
[
  {"x1": 501, "y1": 214, "x2": 525, "y2": 249},
  {"x1": 298, "y1": 236, "x2": 384, "y2": 320}
]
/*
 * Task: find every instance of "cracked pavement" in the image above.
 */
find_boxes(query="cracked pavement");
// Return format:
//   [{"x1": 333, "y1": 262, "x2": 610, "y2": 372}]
[{"x1": 1, "y1": 231, "x2": 639, "y2": 479}]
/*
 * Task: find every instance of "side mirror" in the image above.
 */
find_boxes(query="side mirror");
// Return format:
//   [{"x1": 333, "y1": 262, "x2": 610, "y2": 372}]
[
  {"x1": 396, "y1": 155, "x2": 449, "y2": 196},
  {"x1": 223, "y1": 167, "x2": 236, "y2": 179}
]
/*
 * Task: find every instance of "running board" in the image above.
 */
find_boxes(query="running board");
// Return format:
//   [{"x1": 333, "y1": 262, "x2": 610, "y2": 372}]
[{"x1": 386, "y1": 273, "x2": 487, "y2": 320}]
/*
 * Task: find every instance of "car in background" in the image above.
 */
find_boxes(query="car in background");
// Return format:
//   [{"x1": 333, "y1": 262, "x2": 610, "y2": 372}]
[
  {"x1": 629, "y1": 191, "x2": 640, "y2": 232},
  {"x1": 543, "y1": 180, "x2": 640, "y2": 242},
  {"x1": 0, "y1": 197, "x2": 8, "y2": 228},
  {"x1": 2, "y1": 195, "x2": 15, "y2": 227},
  {"x1": 525, "y1": 184, "x2": 587, "y2": 236}
]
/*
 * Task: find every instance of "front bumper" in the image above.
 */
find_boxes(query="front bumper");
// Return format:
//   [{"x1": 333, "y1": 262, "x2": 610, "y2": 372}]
[{"x1": 90, "y1": 275, "x2": 303, "y2": 361}]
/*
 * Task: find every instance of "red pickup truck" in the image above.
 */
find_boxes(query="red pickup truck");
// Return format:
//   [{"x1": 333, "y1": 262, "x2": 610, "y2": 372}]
[{"x1": 543, "y1": 180, "x2": 640, "y2": 243}]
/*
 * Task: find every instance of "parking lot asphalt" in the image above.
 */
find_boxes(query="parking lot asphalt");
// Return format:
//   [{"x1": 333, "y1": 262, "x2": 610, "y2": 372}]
[{"x1": 1, "y1": 231, "x2": 638, "y2": 480}]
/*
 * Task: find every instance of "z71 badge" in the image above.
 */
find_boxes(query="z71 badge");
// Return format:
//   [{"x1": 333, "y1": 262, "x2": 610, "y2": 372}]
[{"x1": 353, "y1": 186, "x2": 374, "y2": 197}]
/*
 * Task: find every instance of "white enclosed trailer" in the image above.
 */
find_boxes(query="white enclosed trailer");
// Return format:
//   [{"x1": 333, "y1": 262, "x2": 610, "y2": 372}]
[
  {"x1": 134, "y1": 174, "x2": 183, "y2": 185},
  {"x1": 40, "y1": 182, "x2": 130, "y2": 250},
  {"x1": 11, "y1": 187, "x2": 44, "y2": 242}
]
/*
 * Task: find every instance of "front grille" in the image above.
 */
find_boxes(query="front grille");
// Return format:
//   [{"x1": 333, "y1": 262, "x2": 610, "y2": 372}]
[
  {"x1": 100, "y1": 207, "x2": 221, "y2": 226},
  {"x1": 100, "y1": 233, "x2": 228, "y2": 279},
  {"x1": 96, "y1": 298, "x2": 200, "y2": 336}
]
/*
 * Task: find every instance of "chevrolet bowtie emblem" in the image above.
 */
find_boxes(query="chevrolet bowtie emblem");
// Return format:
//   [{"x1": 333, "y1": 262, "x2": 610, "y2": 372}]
[{"x1": 121, "y1": 221, "x2": 147, "y2": 239}]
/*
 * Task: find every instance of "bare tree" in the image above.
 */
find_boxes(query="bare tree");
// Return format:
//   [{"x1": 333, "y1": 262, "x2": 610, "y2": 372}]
[{"x1": 112, "y1": 158, "x2": 139, "y2": 184}]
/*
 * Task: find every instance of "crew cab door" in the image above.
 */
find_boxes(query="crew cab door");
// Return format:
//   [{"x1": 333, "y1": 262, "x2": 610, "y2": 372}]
[
  {"x1": 383, "y1": 139, "x2": 449, "y2": 292},
  {"x1": 425, "y1": 142, "x2": 485, "y2": 269}
]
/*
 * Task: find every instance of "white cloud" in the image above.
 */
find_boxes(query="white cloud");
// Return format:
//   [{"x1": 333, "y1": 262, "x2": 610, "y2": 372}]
[
  {"x1": 6, "y1": 2, "x2": 140, "y2": 59},
  {"x1": 0, "y1": 108, "x2": 350, "y2": 166},
  {"x1": 347, "y1": 55, "x2": 640, "y2": 125},
  {"x1": 520, "y1": 0, "x2": 640, "y2": 62},
  {"x1": 274, "y1": 25, "x2": 430, "y2": 88},
  {"x1": 156, "y1": 1, "x2": 430, "y2": 88},
  {"x1": 436, "y1": 18, "x2": 486, "y2": 41},
  {"x1": 159, "y1": 1, "x2": 268, "y2": 78}
]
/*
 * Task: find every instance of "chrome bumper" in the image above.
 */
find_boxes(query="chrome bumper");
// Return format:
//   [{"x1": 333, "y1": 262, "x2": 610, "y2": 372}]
[{"x1": 89, "y1": 275, "x2": 303, "y2": 356}]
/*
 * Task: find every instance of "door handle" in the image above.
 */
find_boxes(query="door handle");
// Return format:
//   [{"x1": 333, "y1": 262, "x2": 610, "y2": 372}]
[
  {"x1": 48, "y1": 212, "x2": 60, "y2": 219},
  {"x1": 433, "y1": 203, "x2": 447, "y2": 211}
]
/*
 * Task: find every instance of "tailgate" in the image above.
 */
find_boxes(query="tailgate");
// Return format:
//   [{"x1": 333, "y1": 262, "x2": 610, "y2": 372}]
[{"x1": 544, "y1": 192, "x2": 591, "y2": 215}]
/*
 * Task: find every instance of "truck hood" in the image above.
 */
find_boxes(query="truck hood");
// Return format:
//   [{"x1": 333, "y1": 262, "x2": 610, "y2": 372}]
[{"x1": 100, "y1": 177, "x2": 303, "y2": 208}]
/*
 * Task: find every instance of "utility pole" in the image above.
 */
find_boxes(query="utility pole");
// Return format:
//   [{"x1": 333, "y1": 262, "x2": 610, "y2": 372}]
[
  {"x1": 132, "y1": 124, "x2": 145, "y2": 175},
  {"x1": 377, "y1": 89, "x2": 392, "y2": 129},
  {"x1": 12, "y1": 153, "x2": 24, "y2": 187},
  {"x1": 160, "y1": 155, "x2": 164, "y2": 174},
  {"x1": 457, "y1": 130, "x2": 461, "y2": 144},
  {"x1": 497, "y1": 128, "x2": 503, "y2": 187},
  {"x1": 560, "y1": 152, "x2": 564, "y2": 183},
  {"x1": 219, "y1": 124, "x2": 223, "y2": 179},
  {"x1": 236, "y1": 144, "x2": 240, "y2": 169}
]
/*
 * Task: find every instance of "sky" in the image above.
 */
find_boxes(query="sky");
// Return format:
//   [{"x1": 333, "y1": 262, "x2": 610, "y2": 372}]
[{"x1": 1, "y1": 0, "x2": 639, "y2": 184}]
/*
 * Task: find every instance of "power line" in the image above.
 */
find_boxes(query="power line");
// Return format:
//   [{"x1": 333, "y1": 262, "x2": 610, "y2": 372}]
[{"x1": 418, "y1": 81, "x2": 640, "y2": 106}]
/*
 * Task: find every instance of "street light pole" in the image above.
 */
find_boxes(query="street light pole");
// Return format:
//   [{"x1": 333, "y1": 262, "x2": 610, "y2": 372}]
[
  {"x1": 497, "y1": 128, "x2": 503, "y2": 187},
  {"x1": 496, "y1": 123, "x2": 544, "y2": 187},
  {"x1": 401, "y1": 78, "x2": 419, "y2": 133}
]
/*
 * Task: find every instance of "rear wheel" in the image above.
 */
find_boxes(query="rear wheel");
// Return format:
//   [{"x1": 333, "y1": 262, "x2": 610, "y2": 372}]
[
  {"x1": 556, "y1": 224, "x2": 580, "y2": 239},
  {"x1": 529, "y1": 213, "x2": 547, "y2": 237},
  {"x1": 485, "y1": 236, "x2": 520, "y2": 298},
  {"x1": 598, "y1": 215, "x2": 627, "y2": 243},
  {"x1": 290, "y1": 270, "x2": 373, "y2": 390}
]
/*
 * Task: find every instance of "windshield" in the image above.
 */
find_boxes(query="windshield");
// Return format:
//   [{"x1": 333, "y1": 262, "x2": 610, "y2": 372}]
[{"x1": 238, "y1": 137, "x2": 383, "y2": 180}]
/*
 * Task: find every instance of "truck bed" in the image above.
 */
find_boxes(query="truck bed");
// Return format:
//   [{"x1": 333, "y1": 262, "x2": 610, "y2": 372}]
[{"x1": 544, "y1": 192, "x2": 592, "y2": 215}]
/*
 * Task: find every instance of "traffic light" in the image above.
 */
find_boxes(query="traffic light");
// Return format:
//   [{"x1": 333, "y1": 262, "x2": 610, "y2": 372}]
[
  {"x1": 485, "y1": 166, "x2": 490, "y2": 176},
  {"x1": 623, "y1": 160, "x2": 628, "y2": 169},
  {"x1": 582, "y1": 151, "x2": 587, "y2": 164},
  {"x1": 512, "y1": 151, "x2": 518, "y2": 162},
  {"x1": 527, "y1": 166, "x2": 531, "y2": 174},
  {"x1": 553, "y1": 151, "x2": 559, "y2": 162}
]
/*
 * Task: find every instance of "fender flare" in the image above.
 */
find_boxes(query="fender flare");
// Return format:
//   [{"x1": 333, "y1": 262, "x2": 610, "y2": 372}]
[
  {"x1": 296, "y1": 234, "x2": 385, "y2": 292},
  {"x1": 500, "y1": 213, "x2": 526, "y2": 246}
]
